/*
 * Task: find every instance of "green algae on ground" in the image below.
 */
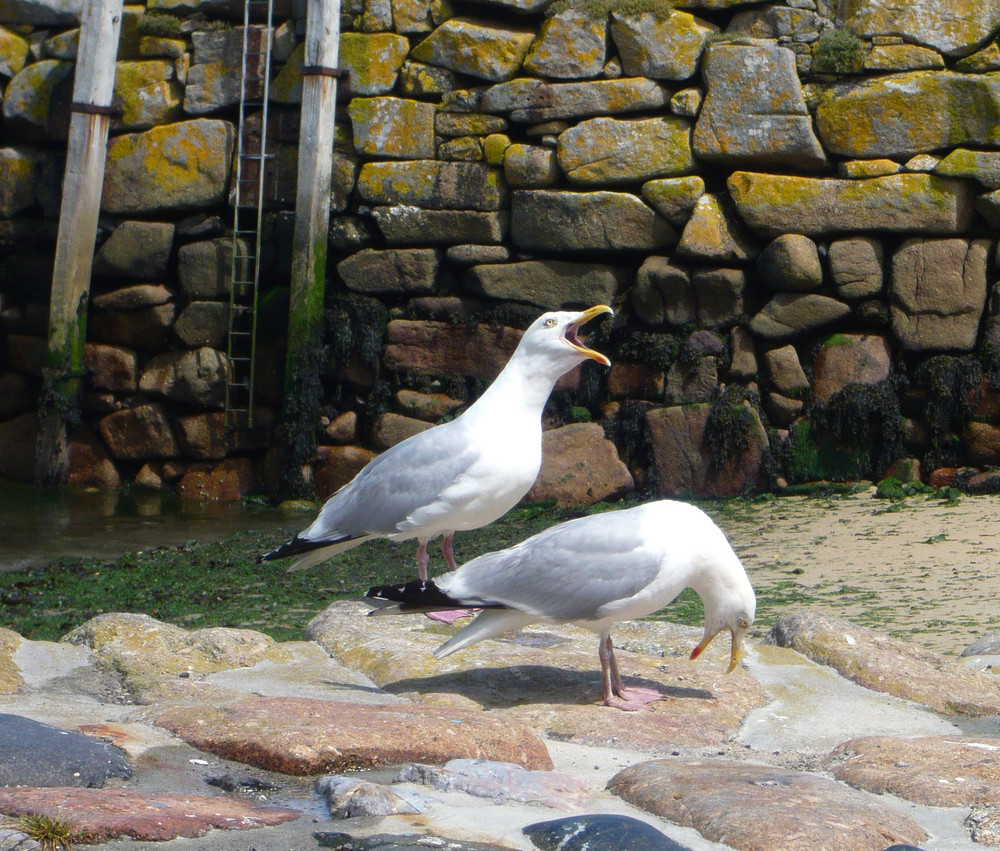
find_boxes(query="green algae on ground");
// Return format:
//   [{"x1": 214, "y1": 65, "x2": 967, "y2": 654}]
[
  {"x1": 2, "y1": 492, "x2": 990, "y2": 655},
  {"x1": 0, "y1": 502, "x2": 589, "y2": 643}
]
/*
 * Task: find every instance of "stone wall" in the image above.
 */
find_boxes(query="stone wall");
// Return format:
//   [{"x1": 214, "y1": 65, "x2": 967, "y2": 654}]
[{"x1": 3, "y1": 0, "x2": 1000, "y2": 503}]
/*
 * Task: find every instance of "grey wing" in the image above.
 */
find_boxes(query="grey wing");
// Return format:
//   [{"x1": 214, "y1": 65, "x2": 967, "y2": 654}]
[
  {"x1": 438, "y1": 513, "x2": 665, "y2": 621},
  {"x1": 301, "y1": 422, "x2": 480, "y2": 542}
]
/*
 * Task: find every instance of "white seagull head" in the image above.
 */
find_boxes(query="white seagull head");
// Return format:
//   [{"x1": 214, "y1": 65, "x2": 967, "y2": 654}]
[
  {"x1": 514, "y1": 305, "x2": 614, "y2": 373},
  {"x1": 690, "y1": 575, "x2": 756, "y2": 674}
]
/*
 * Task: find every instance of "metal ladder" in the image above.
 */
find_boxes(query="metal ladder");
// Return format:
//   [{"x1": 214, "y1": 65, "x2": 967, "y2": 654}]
[{"x1": 225, "y1": 0, "x2": 275, "y2": 429}]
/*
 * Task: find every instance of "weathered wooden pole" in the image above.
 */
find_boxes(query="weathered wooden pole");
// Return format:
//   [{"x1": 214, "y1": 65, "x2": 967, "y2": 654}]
[
  {"x1": 277, "y1": 0, "x2": 342, "y2": 500},
  {"x1": 35, "y1": 0, "x2": 123, "y2": 485}
]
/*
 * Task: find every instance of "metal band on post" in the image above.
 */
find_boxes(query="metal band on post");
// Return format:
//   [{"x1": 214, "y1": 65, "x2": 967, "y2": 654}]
[
  {"x1": 301, "y1": 65, "x2": 346, "y2": 78},
  {"x1": 70, "y1": 101, "x2": 121, "y2": 117},
  {"x1": 301, "y1": 65, "x2": 351, "y2": 96}
]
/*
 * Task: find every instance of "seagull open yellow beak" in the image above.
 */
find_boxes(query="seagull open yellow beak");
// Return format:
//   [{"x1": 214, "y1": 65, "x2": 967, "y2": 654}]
[
  {"x1": 566, "y1": 305, "x2": 613, "y2": 366},
  {"x1": 689, "y1": 629, "x2": 743, "y2": 674}
]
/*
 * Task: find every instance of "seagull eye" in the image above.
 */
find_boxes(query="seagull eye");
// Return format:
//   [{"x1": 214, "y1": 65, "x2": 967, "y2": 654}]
[
  {"x1": 544, "y1": 318, "x2": 557, "y2": 328},
  {"x1": 737, "y1": 616, "x2": 750, "y2": 630}
]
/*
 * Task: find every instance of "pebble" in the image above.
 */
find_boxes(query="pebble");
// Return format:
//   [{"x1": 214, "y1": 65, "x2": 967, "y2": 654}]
[
  {"x1": 314, "y1": 833, "x2": 512, "y2": 850},
  {"x1": 316, "y1": 776, "x2": 427, "y2": 819},
  {"x1": 397, "y1": 758, "x2": 590, "y2": 808}
]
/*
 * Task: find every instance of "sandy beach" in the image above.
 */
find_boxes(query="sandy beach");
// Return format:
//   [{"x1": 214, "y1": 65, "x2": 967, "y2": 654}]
[{"x1": 707, "y1": 489, "x2": 1000, "y2": 656}]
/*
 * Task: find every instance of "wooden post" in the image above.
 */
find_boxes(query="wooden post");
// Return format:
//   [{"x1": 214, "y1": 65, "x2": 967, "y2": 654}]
[
  {"x1": 35, "y1": 0, "x2": 123, "y2": 485},
  {"x1": 277, "y1": 0, "x2": 342, "y2": 500}
]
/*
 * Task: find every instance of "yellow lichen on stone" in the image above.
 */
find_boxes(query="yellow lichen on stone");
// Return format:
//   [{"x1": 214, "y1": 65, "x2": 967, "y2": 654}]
[
  {"x1": 0, "y1": 25, "x2": 30, "y2": 77},
  {"x1": 558, "y1": 115, "x2": 693, "y2": 185},
  {"x1": 269, "y1": 42, "x2": 304, "y2": 104},
  {"x1": 411, "y1": 17, "x2": 535, "y2": 82},
  {"x1": 815, "y1": 71, "x2": 1000, "y2": 159},
  {"x1": 139, "y1": 36, "x2": 187, "y2": 59},
  {"x1": 63, "y1": 612, "x2": 292, "y2": 699},
  {"x1": 0, "y1": 147, "x2": 42, "y2": 217},
  {"x1": 523, "y1": 9, "x2": 606, "y2": 79},
  {"x1": 340, "y1": 32, "x2": 410, "y2": 95},
  {"x1": 113, "y1": 59, "x2": 182, "y2": 128},
  {"x1": 4, "y1": 60, "x2": 73, "y2": 132},
  {"x1": 483, "y1": 133, "x2": 512, "y2": 166},
  {"x1": 0, "y1": 628, "x2": 23, "y2": 695},
  {"x1": 349, "y1": 96, "x2": 436, "y2": 158},
  {"x1": 103, "y1": 118, "x2": 234, "y2": 215}
]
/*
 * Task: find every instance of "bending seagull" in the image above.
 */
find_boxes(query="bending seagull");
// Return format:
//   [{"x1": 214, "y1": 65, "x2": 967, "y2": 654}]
[
  {"x1": 262, "y1": 306, "x2": 613, "y2": 580},
  {"x1": 366, "y1": 500, "x2": 756, "y2": 711}
]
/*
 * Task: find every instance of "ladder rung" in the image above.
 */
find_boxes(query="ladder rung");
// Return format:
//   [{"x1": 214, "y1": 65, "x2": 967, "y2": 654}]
[{"x1": 227, "y1": 2, "x2": 272, "y2": 432}]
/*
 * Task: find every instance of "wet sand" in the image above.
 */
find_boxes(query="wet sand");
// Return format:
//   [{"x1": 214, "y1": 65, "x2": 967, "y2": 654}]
[{"x1": 707, "y1": 490, "x2": 1000, "y2": 656}]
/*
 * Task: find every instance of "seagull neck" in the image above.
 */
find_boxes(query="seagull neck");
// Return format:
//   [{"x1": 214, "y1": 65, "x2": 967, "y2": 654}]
[
  {"x1": 690, "y1": 559, "x2": 751, "y2": 631},
  {"x1": 469, "y1": 358, "x2": 559, "y2": 420}
]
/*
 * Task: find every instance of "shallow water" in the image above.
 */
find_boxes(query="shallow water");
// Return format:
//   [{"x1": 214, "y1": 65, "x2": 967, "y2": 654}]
[{"x1": 0, "y1": 480, "x2": 295, "y2": 572}]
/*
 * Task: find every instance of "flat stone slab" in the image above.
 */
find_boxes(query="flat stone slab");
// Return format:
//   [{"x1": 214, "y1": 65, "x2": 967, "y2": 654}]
[
  {"x1": 608, "y1": 758, "x2": 927, "y2": 851},
  {"x1": 154, "y1": 695, "x2": 552, "y2": 774},
  {"x1": 831, "y1": 735, "x2": 1000, "y2": 807},
  {"x1": 765, "y1": 611, "x2": 1000, "y2": 716},
  {"x1": 727, "y1": 171, "x2": 975, "y2": 237},
  {"x1": 307, "y1": 602, "x2": 768, "y2": 751},
  {"x1": 0, "y1": 713, "x2": 132, "y2": 788},
  {"x1": 0, "y1": 787, "x2": 299, "y2": 841},
  {"x1": 64, "y1": 613, "x2": 292, "y2": 702}
]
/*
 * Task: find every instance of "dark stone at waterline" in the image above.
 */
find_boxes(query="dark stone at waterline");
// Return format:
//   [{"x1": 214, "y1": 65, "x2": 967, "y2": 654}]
[
  {"x1": 0, "y1": 712, "x2": 132, "y2": 788},
  {"x1": 524, "y1": 814, "x2": 693, "y2": 851}
]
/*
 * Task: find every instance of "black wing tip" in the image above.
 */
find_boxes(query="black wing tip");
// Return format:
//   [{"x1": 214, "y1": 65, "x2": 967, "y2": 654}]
[
  {"x1": 365, "y1": 578, "x2": 463, "y2": 610},
  {"x1": 261, "y1": 534, "x2": 348, "y2": 563}
]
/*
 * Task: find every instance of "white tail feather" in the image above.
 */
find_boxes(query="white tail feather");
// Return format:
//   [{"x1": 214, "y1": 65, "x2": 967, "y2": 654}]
[{"x1": 433, "y1": 609, "x2": 538, "y2": 659}]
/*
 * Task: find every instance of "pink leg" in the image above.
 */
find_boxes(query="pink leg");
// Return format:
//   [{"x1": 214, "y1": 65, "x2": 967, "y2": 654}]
[
  {"x1": 441, "y1": 533, "x2": 457, "y2": 571},
  {"x1": 599, "y1": 633, "x2": 662, "y2": 711},
  {"x1": 417, "y1": 540, "x2": 429, "y2": 582},
  {"x1": 425, "y1": 532, "x2": 473, "y2": 624}
]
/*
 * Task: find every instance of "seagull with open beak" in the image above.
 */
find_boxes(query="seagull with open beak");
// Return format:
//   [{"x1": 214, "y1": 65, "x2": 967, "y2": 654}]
[{"x1": 262, "y1": 306, "x2": 614, "y2": 591}]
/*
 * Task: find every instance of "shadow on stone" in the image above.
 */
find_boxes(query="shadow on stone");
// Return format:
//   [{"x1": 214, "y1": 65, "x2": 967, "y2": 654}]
[{"x1": 383, "y1": 664, "x2": 709, "y2": 708}]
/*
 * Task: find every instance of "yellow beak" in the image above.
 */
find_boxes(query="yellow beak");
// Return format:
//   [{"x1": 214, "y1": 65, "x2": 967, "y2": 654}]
[
  {"x1": 567, "y1": 305, "x2": 613, "y2": 366},
  {"x1": 690, "y1": 629, "x2": 742, "y2": 674}
]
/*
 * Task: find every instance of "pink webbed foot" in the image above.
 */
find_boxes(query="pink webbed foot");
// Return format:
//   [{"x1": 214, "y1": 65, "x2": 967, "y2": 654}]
[
  {"x1": 425, "y1": 609, "x2": 475, "y2": 624},
  {"x1": 603, "y1": 686, "x2": 663, "y2": 712}
]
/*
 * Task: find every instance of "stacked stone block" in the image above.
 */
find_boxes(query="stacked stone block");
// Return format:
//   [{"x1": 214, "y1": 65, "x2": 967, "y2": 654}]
[{"x1": 3, "y1": 0, "x2": 1000, "y2": 502}]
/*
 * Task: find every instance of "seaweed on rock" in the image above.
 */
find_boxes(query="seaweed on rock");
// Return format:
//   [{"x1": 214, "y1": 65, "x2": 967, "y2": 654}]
[
  {"x1": 912, "y1": 354, "x2": 982, "y2": 453},
  {"x1": 705, "y1": 384, "x2": 760, "y2": 470},
  {"x1": 325, "y1": 293, "x2": 388, "y2": 375},
  {"x1": 815, "y1": 379, "x2": 906, "y2": 477}
]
